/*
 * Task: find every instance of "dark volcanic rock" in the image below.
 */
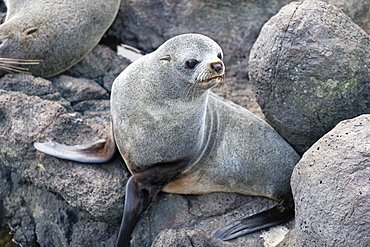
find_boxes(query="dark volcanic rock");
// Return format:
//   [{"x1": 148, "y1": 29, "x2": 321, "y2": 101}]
[
  {"x1": 0, "y1": 44, "x2": 130, "y2": 246},
  {"x1": 249, "y1": 0, "x2": 370, "y2": 154},
  {"x1": 0, "y1": 88, "x2": 127, "y2": 246},
  {"x1": 291, "y1": 114, "x2": 370, "y2": 246}
]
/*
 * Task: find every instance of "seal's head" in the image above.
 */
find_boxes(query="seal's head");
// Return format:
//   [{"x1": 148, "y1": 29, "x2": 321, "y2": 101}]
[
  {"x1": 152, "y1": 33, "x2": 225, "y2": 99},
  {"x1": 0, "y1": 25, "x2": 41, "y2": 75}
]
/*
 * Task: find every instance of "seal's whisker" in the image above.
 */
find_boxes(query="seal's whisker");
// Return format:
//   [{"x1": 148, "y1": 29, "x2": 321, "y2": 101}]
[
  {"x1": 0, "y1": 58, "x2": 41, "y2": 65},
  {"x1": 0, "y1": 58, "x2": 41, "y2": 74},
  {"x1": 181, "y1": 83, "x2": 190, "y2": 99},
  {"x1": 192, "y1": 82, "x2": 205, "y2": 100},
  {"x1": 0, "y1": 64, "x2": 32, "y2": 73},
  {"x1": 185, "y1": 83, "x2": 197, "y2": 101}
]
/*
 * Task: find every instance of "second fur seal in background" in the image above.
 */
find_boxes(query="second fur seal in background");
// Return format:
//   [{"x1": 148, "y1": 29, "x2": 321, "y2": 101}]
[
  {"x1": 0, "y1": 0, "x2": 121, "y2": 78},
  {"x1": 34, "y1": 34, "x2": 300, "y2": 246}
]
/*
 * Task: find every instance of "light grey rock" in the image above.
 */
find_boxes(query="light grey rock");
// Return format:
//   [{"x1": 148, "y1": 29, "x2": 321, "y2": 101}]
[
  {"x1": 65, "y1": 44, "x2": 131, "y2": 92},
  {"x1": 51, "y1": 75, "x2": 109, "y2": 105},
  {"x1": 249, "y1": 0, "x2": 370, "y2": 154},
  {"x1": 276, "y1": 227, "x2": 297, "y2": 247},
  {"x1": 35, "y1": 221, "x2": 69, "y2": 247},
  {"x1": 152, "y1": 228, "x2": 227, "y2": 247},
  {"x1": 291, "y1": 114, "x2": 370, "y2": 246},
  {"x1": 0, "y1": 73, "x2": 57, "y2": 98}
]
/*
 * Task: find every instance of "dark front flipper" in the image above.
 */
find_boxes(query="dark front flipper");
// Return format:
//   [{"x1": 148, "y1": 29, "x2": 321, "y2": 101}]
[
  {"x1": 34, "y1": 125, "x2": 116, "y2": 163},
  {"x1": 213, "y1": 193, "x2": 294, "y2": 241},
  {"x1": 116, "y1": 161, "x2": 190, "y2": 247}
]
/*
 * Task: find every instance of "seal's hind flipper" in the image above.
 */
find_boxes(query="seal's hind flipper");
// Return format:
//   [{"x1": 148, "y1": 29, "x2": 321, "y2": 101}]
[
  {"x1": 34, "y1": 136, "x2": 116, "y2": 163},
  {"x1": 116, "y1": 160, "x2": 190, "y2": 247},
  {"x1": 213, "y1": 193, "x2": 294, "y2": 240}
]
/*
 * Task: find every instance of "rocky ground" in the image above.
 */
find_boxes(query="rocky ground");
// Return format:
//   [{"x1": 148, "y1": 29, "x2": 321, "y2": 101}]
[{"x1": 0, "y1": 0, "x2": 369, "y2": 246}]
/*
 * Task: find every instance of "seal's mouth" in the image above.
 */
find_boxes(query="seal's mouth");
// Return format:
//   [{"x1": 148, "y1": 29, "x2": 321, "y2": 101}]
[{"x1": 196, "y1": 74, "x2": 226, "y2": 85}]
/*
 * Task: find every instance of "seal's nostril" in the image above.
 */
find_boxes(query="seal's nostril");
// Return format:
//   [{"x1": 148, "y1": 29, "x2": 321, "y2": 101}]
[{"x1": 213, "y1": 63, "x2": 223, "y2": 73}]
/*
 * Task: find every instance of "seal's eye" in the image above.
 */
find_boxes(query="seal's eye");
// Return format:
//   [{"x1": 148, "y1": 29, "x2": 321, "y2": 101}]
[
  {"x1": 185, "y1": 59, "x2": 198, "y2": 69},
  {"x1": 217, "y1": 52, "x2": 223, "y2": 60}
]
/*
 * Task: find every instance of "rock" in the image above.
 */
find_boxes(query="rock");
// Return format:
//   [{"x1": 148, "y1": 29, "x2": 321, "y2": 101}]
[
  {"x1": 249, "y1": 0, "x2": 370, "y2": 154},
  {"x1": 0, "y1": 73, "x2": 63, "y2": 101},
  {"x1": 35, "y1": 221, "x2": 69, "y2": 247},
  {"x1": 50, "y1": 75, "x2": 109, "y2": 105},
  {"x1": 325, "y1": 0, "x2": 370, "y2": 35},
  {"x1": 108, "y1": 0, "x2": 293, "y2": 78},
  {"x1": 152, "y1": 229, "x2": 227, "y2": 247},
  {"x1": 0, "y1": 85, "x2": 127, "y2": 246},
  {"x1": 276, "y1": 227, "x2": 297, "y2": 247},
  {"x1": 108, "y1": 0, "x2": 370, "y2": 77},
  {"x1": 132, "y1": 193, "x2": 286, "y2": 247},
  {"x1": 70, "y1": 221, "x2": 117, "y2": 247},
  {"x1": 65, "y1": 45, "x2": 131, "y2": 92},
  {"x1": 291, "y1": 114, "x2": 370, "y2": 246},
  {"x1": 0, "y1": 89, "x2": 127, "y2": 220}
]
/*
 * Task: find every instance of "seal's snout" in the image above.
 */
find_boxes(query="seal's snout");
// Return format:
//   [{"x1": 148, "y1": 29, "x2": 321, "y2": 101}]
[{"x1": 212, "y1": 62, "x2": 223, "y2": 73}]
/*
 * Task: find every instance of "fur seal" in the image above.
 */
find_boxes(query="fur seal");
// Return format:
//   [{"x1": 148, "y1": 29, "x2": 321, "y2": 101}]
[
  {"x1": 0, "y1": 0, "x2": 120, "y2": 78},
  {"x1": 34, "y1": 33, "x2": 300, "y2": 247}
]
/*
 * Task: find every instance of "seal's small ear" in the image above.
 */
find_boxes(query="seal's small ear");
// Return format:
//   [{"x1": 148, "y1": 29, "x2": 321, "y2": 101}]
[
  {"x1": 160, "y1": 55, "x2": 171, "y2": 62},
  {"x1": 23, "y1": 27, "x2": 38, "y2": 36},
  {"x1": 217, "y1": 52, "x2": 223, "y2": 60},
  {"x1": 0, "y1": 38, "x2": 7, "y2": 48}
]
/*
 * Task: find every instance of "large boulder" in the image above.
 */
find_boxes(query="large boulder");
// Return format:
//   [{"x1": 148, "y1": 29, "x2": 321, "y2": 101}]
[
  {"x1": 291, "y1": 114, "x2": 370, "y2": 246},
  {"x1": 249, "y1": 0, "x2": 370, "y2": 154}
]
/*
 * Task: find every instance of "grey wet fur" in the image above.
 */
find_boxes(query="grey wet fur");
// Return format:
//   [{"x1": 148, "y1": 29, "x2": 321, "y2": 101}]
[
  {"x1": 0, "y1": 0, "x2": 120, "y2": 78},
  {"x1": 34, "y1": 34, "x2": 300, "y2": 246}
]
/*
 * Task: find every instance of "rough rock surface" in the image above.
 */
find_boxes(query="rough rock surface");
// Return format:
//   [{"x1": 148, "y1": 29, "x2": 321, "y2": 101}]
[
  {"x1": 291, "y1": 114, "x2": 370, "y2": 246},
  {"x1": 249, "y1": 0, "x2": 370, "y2": 154},
  {"x1": 108, "y1": 0, "x2": 293, "y2": 79},
  {"x1": 108, "y1": 0, "x2": 370, "y2": 78},
  {"x1": 0, "y1": 45, "x2": 130, "y2": 246},
  {"x1": 325, "y1": 0, "x2": 370, "y2": 35}
]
